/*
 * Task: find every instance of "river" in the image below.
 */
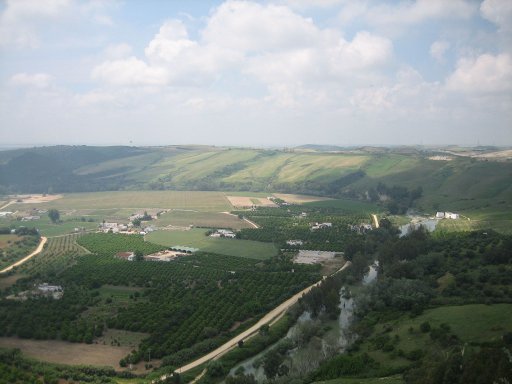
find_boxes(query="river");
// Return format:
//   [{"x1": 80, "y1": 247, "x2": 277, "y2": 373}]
[{"x1": 227, "y1": 262, "x2": 378, "y2": 382}]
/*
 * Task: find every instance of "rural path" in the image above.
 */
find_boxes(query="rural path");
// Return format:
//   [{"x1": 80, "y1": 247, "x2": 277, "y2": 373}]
[
  {"x1": 0, "y1": 236, "x2": 47, "y2": 274},
  {"x1": 0, "y1": 200, "x2": 14, "y2": 211},
  {"x1": 155, "y1": 261, "x2": 351, "y2": 382},
  {"x1": 371, "y1": 214, "x2": 379, "y2": 229},
  {"x1": 221, "y1": 211, "x2": 259, "y2": 229}
]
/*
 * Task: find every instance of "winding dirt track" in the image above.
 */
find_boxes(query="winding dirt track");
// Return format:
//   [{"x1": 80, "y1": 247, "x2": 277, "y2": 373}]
[
  {"x1": 156, "y1": 261, "x2": 351, "y2": 382},
  {"x1": 0, "y1": 236, "x2": 47, "y2": 274}
]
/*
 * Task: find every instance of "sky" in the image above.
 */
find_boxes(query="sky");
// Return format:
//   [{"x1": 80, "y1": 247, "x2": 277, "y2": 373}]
[{"x1": 0, "y1": 0, "x2": 511, "y2": 147}]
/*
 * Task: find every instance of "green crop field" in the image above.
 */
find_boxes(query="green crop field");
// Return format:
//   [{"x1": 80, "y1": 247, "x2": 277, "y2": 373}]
[
  {"x1": 156, "y1": 210, "x2": 253, "y2": 229},
  {"x1": 9, "y1": 191, "x2": 234, "y2": 212},
  {"x1": 19, "y1": 233, "x2": 90, "y2": 276},
  {"x1": 146, "y1": 229, "x2": 278, "y2": 259}
]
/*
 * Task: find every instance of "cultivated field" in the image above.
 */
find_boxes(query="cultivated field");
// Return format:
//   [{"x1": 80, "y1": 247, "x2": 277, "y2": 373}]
[
  {"x1": 157, "y1": 210, "x2": 253, "y2": 229},
  {"x1": 146, "y1": 229, "x2": 277, "y2": 259},
  {"x1": 226, "y1": 196, "x2": 277, "y2": 208},
  {"x1": 0, "y1": 337, "x2": 133, "y2": 369},
  {"x1": 273, "y1": 193, "x2": 332, "y2": 204},
  {"x1": 8, "y1": 191, "x2": 234, "y2": 212}
]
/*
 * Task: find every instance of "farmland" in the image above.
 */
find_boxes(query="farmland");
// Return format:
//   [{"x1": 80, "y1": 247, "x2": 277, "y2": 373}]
[
  {"x1": 0, "y1": 233, "x2": 318, "y2": 371},
  {"x1": 156, "y1": 210, "x2": 253, "y2": 230},
  {"x1": 7, "y1": 190, "x2": 234, "y2": 212},
  {"x1": 146, "y1": 229, "x2": 278, "y2": 259},
  {"x1": 0, "y1": 232, "x2": 40, "y2": 270},
  {"x1": 0, "y1": 144, "x2": 511, "y2": 383}
]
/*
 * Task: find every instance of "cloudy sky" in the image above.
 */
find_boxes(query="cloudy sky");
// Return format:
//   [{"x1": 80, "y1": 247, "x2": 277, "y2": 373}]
[{"x1": 0, "y1": 0, "x2": 511, "y2": 147}]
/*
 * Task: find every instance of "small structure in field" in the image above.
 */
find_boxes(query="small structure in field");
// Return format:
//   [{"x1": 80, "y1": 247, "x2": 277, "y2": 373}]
[
  {"x1": 311, "y1": 222, "x2": 332, "y2": 230},
  {"x1": 210, "y1": 229, "x2": 237, "y2": 238},
  {"x1": 145, "y1": 250, "x2": 188, "y2": 262},
  {"x1": 37, "y1": 283, "x2": 64, "y2": 299},
  {"x1": 436, "y1": 212, "x2": 459, "y2": 220},
  {"x1": 286, "y1": 239, "x2": 304, "y2": 246},
  {"x1": 349, "y1": 224, "x2": 373, "y2": 234},
  {"x1": 116, "y1": 251, "x2": 135, "y2": 261},
  {"x1": 21, "y1": 215, "x2": 40, "y2": 221},
  {"x1": 293, "y1": 250, "x2": 338, "y2": 265}
]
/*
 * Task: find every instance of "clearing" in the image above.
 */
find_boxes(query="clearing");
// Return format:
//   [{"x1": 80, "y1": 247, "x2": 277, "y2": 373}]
[
  {"x1": 226, "y1": 196, "x2": 277, "y2": 208},
  {"x1": 146, "y1": 229, "x2": 277, "y2": 259},
  {"x1": 273, "y1": 193, "x2": 332, "y2": 204},
  {"x1": 0, "y1": 337, "x2": 132, "y2": 369}
]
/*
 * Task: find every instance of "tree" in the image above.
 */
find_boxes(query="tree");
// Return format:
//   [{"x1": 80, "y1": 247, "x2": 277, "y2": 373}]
[
  {"x1": 134, "y1": 250, "x2": 144, "y2": 262},
  {"x1": 48, "y1": 209, "x2": 60, "y2": 223}
]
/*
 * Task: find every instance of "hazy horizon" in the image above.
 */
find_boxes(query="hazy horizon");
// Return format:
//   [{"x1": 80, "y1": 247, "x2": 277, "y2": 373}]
[{"x1": 1, "y1": 0, "x2": 511, "y2": 147}]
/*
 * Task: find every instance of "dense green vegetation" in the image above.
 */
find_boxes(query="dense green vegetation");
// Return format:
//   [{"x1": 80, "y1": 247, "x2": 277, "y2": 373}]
[
  {"x1": 296, "y1": 228, "x2": 512, "y2": 384},
  {"x1": 0, "y1": 228, "x2": 40, "y2": 269},
  {"x1": 235, "y1": 206, "x2": 371, "y2": 252},
  {"x1": 0, "y1": 233, "x2": 319, "y2": 370}
]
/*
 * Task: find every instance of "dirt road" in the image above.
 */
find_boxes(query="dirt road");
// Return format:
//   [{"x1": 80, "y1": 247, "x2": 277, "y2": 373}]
[
  {"x1": 0, "y1": 201, "x2": 14, "y2": 210},
  {"x1": 0, "y1": 236, "x2": 47, "y2": 274},
  {"x1": 155, "y1": 261, "x2": 351, "y2": 382},
  {"x1": 371, "y1": 214, "x2": 379, "y2": 229}
]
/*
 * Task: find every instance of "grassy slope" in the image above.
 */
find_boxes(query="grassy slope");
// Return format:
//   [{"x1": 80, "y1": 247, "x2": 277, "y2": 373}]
[
  {"x1": 146, "y1": 229, "x2": 277, "y2": 259},
  {"x1": 358, "y1": 304, "x2": 512, "y2": 372}
]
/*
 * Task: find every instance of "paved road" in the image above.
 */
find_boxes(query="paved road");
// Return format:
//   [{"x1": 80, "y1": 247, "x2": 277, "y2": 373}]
[
  {"x1": 155, "y1": 261, "x2": 351, "y2": 382},
  {"x1": 0, "y1": 236, "x2": 48, "y2": 274}
]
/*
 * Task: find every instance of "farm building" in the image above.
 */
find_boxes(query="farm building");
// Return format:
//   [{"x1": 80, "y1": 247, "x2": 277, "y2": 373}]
[
  {"x1": 116, "y1": 251, "x2": 135, "y2": 261},
  {"x1": 286, "y1": 240, "x2": 304, "y2": 246},
  {"x1": 210, "y1": 229, "x2": 236, "y2": 238},
  {"x1": 293, "y1": 250, "x2": 338, "y2": 264},
  {"x1": 21, "y1": 215, "x2": 40, "y2": 221},
  {"x1": 311, "y1": 222, "x2": 332, "y2": 230},
  {"x1": 436, "y1": 212, "x2": 459, "y2": 220}
]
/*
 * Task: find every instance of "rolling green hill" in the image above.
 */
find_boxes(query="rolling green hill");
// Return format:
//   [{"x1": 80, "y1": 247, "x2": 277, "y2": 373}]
[{"x1": 1, "y1": 145, "x2": 511, "y2": 218}]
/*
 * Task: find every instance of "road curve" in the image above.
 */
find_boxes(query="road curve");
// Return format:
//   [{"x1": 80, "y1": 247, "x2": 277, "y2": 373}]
[
  {"x1": 156, "y1": 261, "x2": 351, "y2": 382},
  {"x1": 0, "y1": 236, "x2": 47, "y2": 274}
]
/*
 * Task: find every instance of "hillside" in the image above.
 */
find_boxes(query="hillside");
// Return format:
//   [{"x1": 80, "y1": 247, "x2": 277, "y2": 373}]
[{"x1": 1, "y1": 145, "x2": 511, "y2": 214}]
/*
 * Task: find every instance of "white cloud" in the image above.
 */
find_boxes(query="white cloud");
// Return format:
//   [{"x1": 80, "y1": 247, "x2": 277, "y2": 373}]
[
  {"x1": 145, "y1": 20, "x2": 197, "y2": 63},
  {"x1": 446, "y1": 53, "x2": 512, "y2": 94},
  {"x1": 0, "y1": 0, "x2": 71, "y2": 47},
  {"x1": 480, "y1": 0, "x2": 512, "y2": 33},
  {"x1": 430, "y1": 40, "x2": 450, "y2": 63},
  {"x1": 10, "y1": 73, "x2": 53, "y2": 88},
  {"x1": 104, "y1": 43, "x2": 132, "y2": 59},
  {"x1": 202, "y1": 1, "x2": 319, "y2": 52},
  {"x1": 91, "y1": 57, "x2": 168, "y2": 86}
]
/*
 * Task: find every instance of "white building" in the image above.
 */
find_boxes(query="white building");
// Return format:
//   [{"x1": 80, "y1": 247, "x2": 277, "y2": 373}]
[{"x1": 286, "y1": 240, "x2": 304, "y2": 246}]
